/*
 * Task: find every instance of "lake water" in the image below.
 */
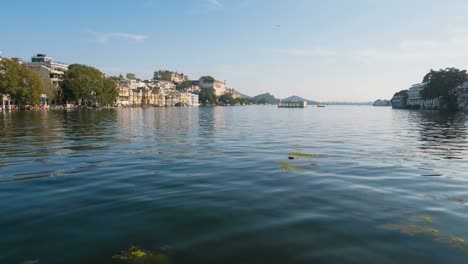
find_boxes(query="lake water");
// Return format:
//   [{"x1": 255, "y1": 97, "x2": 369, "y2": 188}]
[{"x1": 0, "y1": 106, "x2": 467, "y2": 264}]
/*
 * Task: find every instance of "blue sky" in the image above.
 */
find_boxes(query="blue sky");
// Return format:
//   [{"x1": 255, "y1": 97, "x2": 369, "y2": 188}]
[{"x1": 2, "y1": 0, "x2": 468, "y2": 101}]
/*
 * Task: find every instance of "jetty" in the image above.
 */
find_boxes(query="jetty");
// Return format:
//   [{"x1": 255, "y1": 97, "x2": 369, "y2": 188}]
[{"x1": 278, "y1": 100, "x2": 308, "y2": 108}]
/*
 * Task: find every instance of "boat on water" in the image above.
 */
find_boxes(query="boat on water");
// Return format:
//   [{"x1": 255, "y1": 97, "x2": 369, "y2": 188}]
[{"x1": 317, "y1": 105, "x2": 326, "y2": 108}]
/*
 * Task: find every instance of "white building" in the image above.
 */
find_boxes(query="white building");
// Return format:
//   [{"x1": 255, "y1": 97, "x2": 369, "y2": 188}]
[
  {"x1": 23, "y1": 54, "x2": 68, "y2": 105},
  {"x1": 188, "y1": 93, "x2": 199, "y2": 106},
  {"x1": 407, "y1": 83, "x2": 426, "y2": 107},
  {"x1": 0, "y1": 94, "x2": 16, "y2": 110},
  {"x1": 452, "y1": 81, "x2": 468, "y2": 111}
]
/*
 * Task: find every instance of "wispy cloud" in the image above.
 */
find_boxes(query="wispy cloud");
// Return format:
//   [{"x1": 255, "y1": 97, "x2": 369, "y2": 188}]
[
  {"x1": 0, "y1": 50, "x2": 2, "y2": 55},
  {"x1": 89, "y1": 31, "x2": 148, "y2": 44},
  {"x1": 207, "y1": 0, "x2": 222, "y2": 8},
  {"x1": 271, "y1": 48, "x2": 337, "y2": 57}
]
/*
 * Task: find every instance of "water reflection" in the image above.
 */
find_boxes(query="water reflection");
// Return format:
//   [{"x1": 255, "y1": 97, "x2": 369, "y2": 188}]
[{"x1": 415, "y1": 111, "x2": 468, "y2": 159}]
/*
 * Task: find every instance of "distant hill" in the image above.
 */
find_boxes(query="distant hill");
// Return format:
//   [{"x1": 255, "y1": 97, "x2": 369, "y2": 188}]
[
  {"x1": 236, "y1": 90, "x2": 251, "y2": 99},
  {"x1": 251, "y1": 93, "x2": 277, "y2": 104},
  {"x1": 282, "y1": 95, "x2": 319, "y2": 105}
]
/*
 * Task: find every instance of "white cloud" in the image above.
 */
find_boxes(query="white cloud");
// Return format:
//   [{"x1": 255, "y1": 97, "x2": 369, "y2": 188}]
[
  {"x1": 271, "y1": 48, "x2": 337, "y2": 57},
  {"x1": 89, "y1": 31, "x2": 148, "y2": 43},
  {"x1": 207, "y1": 0, "x2": 222, "y2": 8}
]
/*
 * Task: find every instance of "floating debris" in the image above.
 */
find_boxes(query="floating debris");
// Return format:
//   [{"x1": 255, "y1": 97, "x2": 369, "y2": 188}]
[
  {"x1": 288, "y1": 152, "x2": 314, "y2": 158},
  {"x1": 112, "y1": 246, "x2": 169, "y2": 264},
  {"x1": 447, "y1": 197, "x2": 466, "y2": 204},
  {"x1": 423, "y1": 194, "x2": 439, "y2": 200}
]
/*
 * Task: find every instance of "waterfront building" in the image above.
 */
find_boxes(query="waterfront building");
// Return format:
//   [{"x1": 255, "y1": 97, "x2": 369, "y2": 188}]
[
  {"x1": 452, "y1": 81, "x2": 468, "y2": 111},
  {"x1": 407, "y1": 83, "x2": 426, "y2": 108},
  {"x1": 278, "y1": 100, "x2": 307, "y2": 108},
  {"x1": 391, "y1": 93, "x2": 407, "y2": 109},
  {"x1": 199, "y1": 78, "x2": 228, "y2": 96},
  {"x1": 373, "y1": 99, "x2": 391, "y2": 106},
  {"x1": 23, "y1": 54, "x2": 68, "y2": 105},
  {"x1": 188, "y1": 93, "x2": 199, "y2": 106},
  {"x1": 0, "y1": 94, "x2": 16, "y2": 110}
]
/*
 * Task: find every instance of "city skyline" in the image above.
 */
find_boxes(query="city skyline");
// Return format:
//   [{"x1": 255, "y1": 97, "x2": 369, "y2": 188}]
[{"x1": 3, "y1": 0, "x2": 468, "y2": 101}]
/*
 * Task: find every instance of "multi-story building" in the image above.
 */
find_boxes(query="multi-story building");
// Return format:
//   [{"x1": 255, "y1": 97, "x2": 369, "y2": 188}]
[
  {"x1": 153, "y1": 70, "x2": 188, "y2": 84},
  {"x1": 391, "y1": 90, "x2": 408, "y2": 109},
  {"x1": 199, "y1": 78, "x2": 227, "y2": 96},
  {"x1": 188, "y1": 93, "x2": 199, "y2": 106},
  {"x1": 23, "y1": 54, "x2": 68, "y2": 105},
  {"x1": 452, "y1": 81, "x2": 468, "y2": 111},
  {"x1": 153, "y1": 80, "x2": 176, "y2": 91},
  {"x1": 407, "y1": 83, "x2": 426, "y2": 108}
]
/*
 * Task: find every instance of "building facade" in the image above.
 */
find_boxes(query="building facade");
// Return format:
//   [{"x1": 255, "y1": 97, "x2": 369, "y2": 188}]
[
  {"x1": 23, "y1": 54, "x2": 68, "y2": 105},
  {"x1": 407, "y1": 83, "x2": 426, "y2": 108}
]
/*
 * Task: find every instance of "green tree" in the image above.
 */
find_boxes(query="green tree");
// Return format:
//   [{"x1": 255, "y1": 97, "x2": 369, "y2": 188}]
[
  {"x1": 63, "y1": 64, "x2": 117, "y2": 106},
  {"x1": 0, "y1": 58, "x2": 43, "y2": 105},
  {"x1": 161, "y1": 71, "x2": 172, "y2": 81},
  {"x1": 176, "y1": 80, "x2": 192, "y2": 91},
  {"x1": 218, "y1": 93, "x2": 235, "y2": 105},
  {"x1": 200, "y1": 76, "x2": 215, "y2": 83},
  {"x1": 422, "y1": 68, "x2": 467, "y2": 99},
  {"x1": 198, "y1": 88, "x2": 217, "y2": 105},
  {"x1": 99, "y1": 78, "x2": 119, "y2": 106},
  {"x1": 39, "y1": 74, "x2": 57, "y2": 102},
  {"x1": 126, "y1": 73, "x2": 137, "y2": 80}
]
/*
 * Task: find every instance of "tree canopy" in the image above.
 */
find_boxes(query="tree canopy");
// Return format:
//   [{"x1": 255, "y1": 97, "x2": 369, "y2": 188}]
[
  {"x1": 62, "y1": 64, "x2": 118, "y2": 106},
  {"x1": 200, "y1": 76, "x2": 215, "y2": 83},
  {"x1": 198, "y1": 88, "x2": 217, "y2": 105},
  {"x1": 176, "y1": 80, "x2": 192, "y2": 91},
  {"x1": 422, "y1": 68, "x2": 467, "y2": 99},
  {"x1": 0, "y1": 58, "x2": 43, "y2": 105},
  {"x1": 126, "y1": 73, "x2": 137, "y2": 80},
  {"x1": 218, "y1": 93, "x2": 235, "y2": 105}
]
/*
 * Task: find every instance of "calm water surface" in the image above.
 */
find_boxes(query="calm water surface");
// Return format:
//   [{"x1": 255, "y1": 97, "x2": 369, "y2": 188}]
[{"x1": 1, "y1": 106, "x2": 468, "y2": 264}]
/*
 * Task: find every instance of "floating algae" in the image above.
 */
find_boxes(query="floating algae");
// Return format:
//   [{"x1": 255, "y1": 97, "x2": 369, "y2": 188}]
[
  {"x1": 422, "y1": 216, "x2": 434, "y2": 224},
  {"x1": 400, "y1": 225, "x2": 426, "y2": 236},
  {"x1": 433, "y1": 236, "x2": 468, "y2": 250},
  {"x1": 289, "y1": 152, "x2": 314, "y2": 158},
  {"x1": 281, "y1": 162, "x2": 295, "y2": 172},
  {"x1": 380, "y1": 224, "x2": 440, "y2": 237},
  {"x1": 112, "y1": 246, "x2": 169, "y2": 264}
]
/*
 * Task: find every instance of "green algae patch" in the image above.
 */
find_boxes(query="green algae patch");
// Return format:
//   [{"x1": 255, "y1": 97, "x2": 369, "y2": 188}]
[
  {"x1": 281, "y1": 162, "x2": 295, "y2": 172},
  {"x1": 422, "y1": 216, "x2": 433, "y2": 224},
  {"x1": 289, "y1": 152, "x2": 314, "y2": 158},
  {"x1": 433, "y1": 236, "x2": 468, "y2": 250},
  {"x1": 112, "y1": 246, "x2": 169, "y2": 264},
  {"x1": 131, "y1": 249, "x2": 147, "y2": 258},
  {"x1": 400, "y1": 225, "x2": 426, "y2": 236}
]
